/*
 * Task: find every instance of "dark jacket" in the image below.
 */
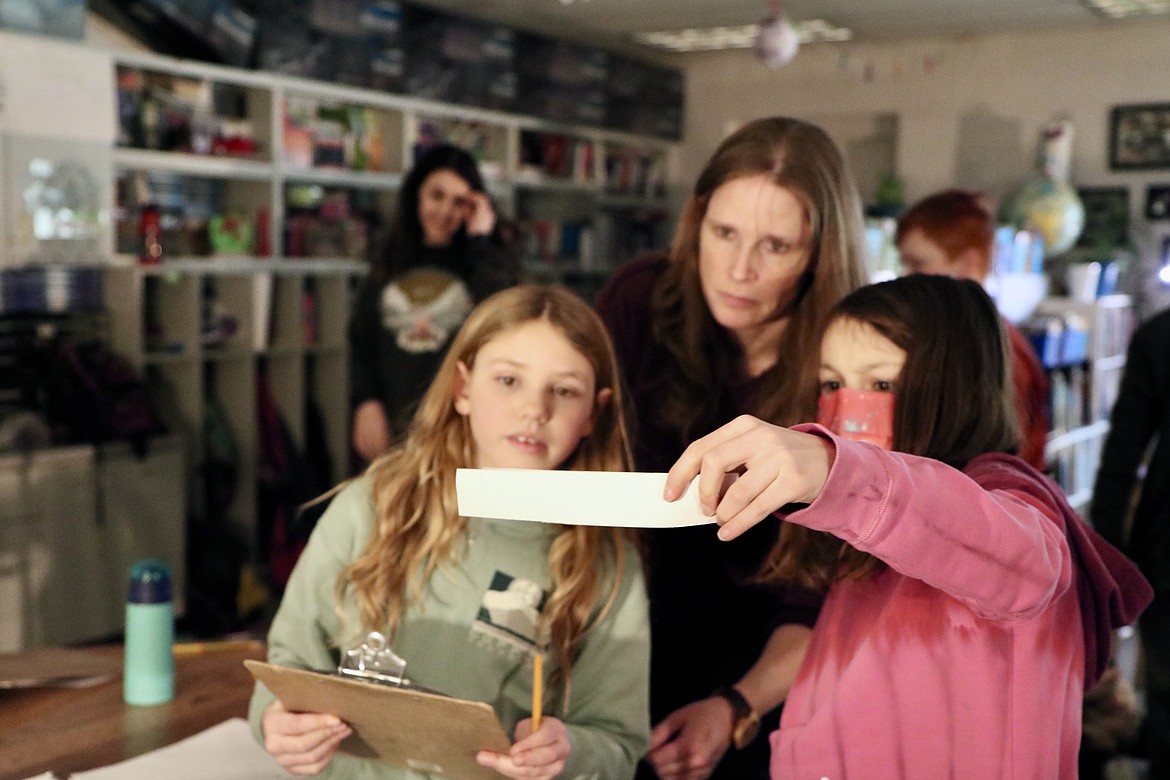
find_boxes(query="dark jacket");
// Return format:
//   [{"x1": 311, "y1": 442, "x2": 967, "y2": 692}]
[
  {"x1": 1090, "y1": 307, "x2": 1170, "y2": 592},
  {"x1": 348, "y1": 236, "x2": 512, "y2": 437},
  {"x1": 595, "y1": 253, "x2": 820, "y2": 780}
]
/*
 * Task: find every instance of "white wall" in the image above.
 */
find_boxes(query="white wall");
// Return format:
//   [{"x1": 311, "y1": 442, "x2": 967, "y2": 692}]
[
  {"x1": 676, "y1": 19, "x2": 1170, "y2": 198},
  {"x1": 672, "y1": 18, "x2": 1170, "y2": 313}
]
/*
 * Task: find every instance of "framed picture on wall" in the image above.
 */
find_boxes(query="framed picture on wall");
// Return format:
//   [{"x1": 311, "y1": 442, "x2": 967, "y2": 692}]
[
  {"x1": 1077, "y1": 187, "x2": 1130, "y2": 248},
  {"x1": 1110, "y1": 103, "x2": 1170, "y2": 170},
  {"x1": 1146, "y1": 185, "x2": 1170, "y2": 221}
]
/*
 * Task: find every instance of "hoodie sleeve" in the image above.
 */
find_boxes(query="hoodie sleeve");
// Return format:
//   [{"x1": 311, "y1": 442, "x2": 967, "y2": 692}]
[
  {"x1": 783, "y1": 425, "x2": 1072, "y2": 623},
  {"x1": 558, "y1": 541, "x2": 651, "y2": 780},
  {"x1": 248, "y1": 480, "x2": 374, "y2": 746},
  {"x1": 971, "y1": 453, "x2": 1153, "y2": 689},
  {"x1": 783, "y1": 425, "x2": 1153, "y2": 689}
]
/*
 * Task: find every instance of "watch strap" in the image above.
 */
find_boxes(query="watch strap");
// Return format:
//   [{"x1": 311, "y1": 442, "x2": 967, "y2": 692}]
[
  {"x1": 711, "y1": 685, "x2": 761, "y2": 749},
  {"x1": 711, "y1": 685, "x2": 752, "y2": 721}
]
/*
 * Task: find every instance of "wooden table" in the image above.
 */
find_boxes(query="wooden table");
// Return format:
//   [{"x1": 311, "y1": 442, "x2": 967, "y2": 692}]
[{"x1": 0, "y1": 641, "x2": 266, "y2": 780}]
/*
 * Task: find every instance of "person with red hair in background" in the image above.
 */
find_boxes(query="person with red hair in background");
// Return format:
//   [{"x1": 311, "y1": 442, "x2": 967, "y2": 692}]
[{"x1": 895, "y1": 189, "x2": 1049, "y2": 470}]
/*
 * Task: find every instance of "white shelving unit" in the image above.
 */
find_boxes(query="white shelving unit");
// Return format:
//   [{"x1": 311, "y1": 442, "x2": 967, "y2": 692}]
[
  {"x1": 111, "y1": 49, "x2": 675, "y2": 265},
  {"x1": 102, "y1": 49, "x2": 679, "y2": 559},
  {"x1": 1037, "y1": 294, "x2": 1134, "y2": 512},
  {"x1": 103, "y1": 260, "x2": 358, "y2": 544}
]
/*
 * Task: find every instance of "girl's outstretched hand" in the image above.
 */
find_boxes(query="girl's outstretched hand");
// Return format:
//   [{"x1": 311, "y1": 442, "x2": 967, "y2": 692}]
[
  {"x1": 476, "y1": 716, "x2": 570, "y2": 779},
  {"x1": 664, "y1": 415, "x2": 835, "y2": 541},
  {"x1": 261, "y1": 699, "x2": 352, "y2": 775}
]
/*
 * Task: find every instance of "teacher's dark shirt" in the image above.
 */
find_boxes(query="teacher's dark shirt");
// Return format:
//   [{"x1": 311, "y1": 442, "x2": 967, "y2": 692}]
[{"x1": 596, "y1": 253, "x2": 821, "y2": 780}]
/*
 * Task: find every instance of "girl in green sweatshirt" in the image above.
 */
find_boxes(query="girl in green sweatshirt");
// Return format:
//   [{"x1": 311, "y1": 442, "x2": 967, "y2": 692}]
[{"x1": 250, "y1": 284, "x2": 649, "y2": 780}]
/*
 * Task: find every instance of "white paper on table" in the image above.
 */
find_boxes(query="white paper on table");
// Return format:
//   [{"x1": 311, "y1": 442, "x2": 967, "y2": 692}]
[
  {"x1": 69, "y1": 718, "x2": 293, "y2": 780},
  {"x1": 456, "y1": 469, "x2": 715, "y2": 528}
]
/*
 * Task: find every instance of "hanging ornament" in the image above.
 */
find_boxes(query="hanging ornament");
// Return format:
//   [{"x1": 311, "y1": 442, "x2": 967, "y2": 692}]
[{"x1": 755, "y1": 0, "x2": 800, "y2": 68}]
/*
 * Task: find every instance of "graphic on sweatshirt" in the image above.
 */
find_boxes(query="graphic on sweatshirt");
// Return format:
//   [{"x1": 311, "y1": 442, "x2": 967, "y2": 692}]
[
  {"x1": 380, "y1": 267, "x2": 473, "y2": 354},
  {"x1": 472, "y1": 571, "x2": 548, "y2": 660}
]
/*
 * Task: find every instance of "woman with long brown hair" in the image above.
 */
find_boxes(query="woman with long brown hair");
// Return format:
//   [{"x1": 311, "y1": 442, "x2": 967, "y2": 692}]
[
  {"x1": 595, "y1": 116, "x2": 867, "y2": 779},
  {"x1": 348, "y1": 143, "x2": 519, "y2": 463}
]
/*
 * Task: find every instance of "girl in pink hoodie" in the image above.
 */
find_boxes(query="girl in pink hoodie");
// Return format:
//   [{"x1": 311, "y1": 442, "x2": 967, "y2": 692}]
[{"x1": 663, "y1": 275, "x2": 1151, "y2": 779}]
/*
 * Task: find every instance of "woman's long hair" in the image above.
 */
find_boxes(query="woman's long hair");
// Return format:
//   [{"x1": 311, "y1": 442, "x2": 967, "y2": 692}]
[
  {"x1": 336, "y1": 284, "x2": 635, "y2": 705},
  {"x1": 370, "y1": 143, "x2": 487, "y2": 287},
  {"x1": 650, "y1": 116, "x2": 868, "y2": 440},
  {"x1": 761, "y1": 274, "x2": 1020, "y2": 591}
]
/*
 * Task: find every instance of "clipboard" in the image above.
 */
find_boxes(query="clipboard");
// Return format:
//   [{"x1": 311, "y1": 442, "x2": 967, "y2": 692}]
[{"x1": 245, "y1": 660, "x2": 512, "y2": 780}]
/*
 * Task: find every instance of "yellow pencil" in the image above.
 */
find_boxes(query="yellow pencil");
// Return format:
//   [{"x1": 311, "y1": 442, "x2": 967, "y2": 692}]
[
  {"x1": 532, "y1": 652, "x2": 543, "y2": 731},
  {"x1": 172, "y1": 638, "x2": 265, "y2": 656}
]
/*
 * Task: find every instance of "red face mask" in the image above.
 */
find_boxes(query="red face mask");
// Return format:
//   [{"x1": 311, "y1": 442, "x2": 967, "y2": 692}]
[{"x1": 816, "y1": 389, "x2": 896, "y2": 450}]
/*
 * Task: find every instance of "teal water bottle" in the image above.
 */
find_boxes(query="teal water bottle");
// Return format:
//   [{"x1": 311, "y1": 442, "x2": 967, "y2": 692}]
[{"x1": 123, "y1": 559, "x2": 175, "y2": 706}]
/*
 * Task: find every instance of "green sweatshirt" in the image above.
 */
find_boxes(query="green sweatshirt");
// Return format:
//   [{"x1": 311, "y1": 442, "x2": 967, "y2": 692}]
[{"x1": 249, "y1": 477, "x2": 650, "y2": 779}]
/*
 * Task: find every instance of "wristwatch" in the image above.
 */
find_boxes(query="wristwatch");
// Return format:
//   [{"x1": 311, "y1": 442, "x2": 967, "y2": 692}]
[{"x1": 712, "y1": 685, "x2": 761, "y2": 750}]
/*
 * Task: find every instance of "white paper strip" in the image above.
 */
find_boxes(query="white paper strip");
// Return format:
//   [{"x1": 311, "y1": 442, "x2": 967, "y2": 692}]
[{"x1": 456, "y1": 469, "x2": 714, "y2": 528}]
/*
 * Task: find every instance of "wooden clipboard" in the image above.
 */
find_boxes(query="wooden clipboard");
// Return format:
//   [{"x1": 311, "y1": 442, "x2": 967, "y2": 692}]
[{"x1": 245, "y1": 660, "x2": 511, "y2": 780}]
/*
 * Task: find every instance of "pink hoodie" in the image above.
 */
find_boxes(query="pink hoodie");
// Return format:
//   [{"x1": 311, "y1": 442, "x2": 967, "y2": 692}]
[{"x1": 770, "y1": 426, "x2": 1151, "y2": 780}]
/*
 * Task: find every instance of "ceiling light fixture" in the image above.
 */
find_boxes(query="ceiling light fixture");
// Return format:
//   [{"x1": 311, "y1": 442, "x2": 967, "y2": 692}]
[
  {"x1": 634, "y1": 18, "x2": 851, "y2": 53},
  {"x1": 755, "y1": 0, "x2": 799, "y2": 67},
  {"x1": 1081, "y1": 0, "x2": 1170, "y2": 17}
]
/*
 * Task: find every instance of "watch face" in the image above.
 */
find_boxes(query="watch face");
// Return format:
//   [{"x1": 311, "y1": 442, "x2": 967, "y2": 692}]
[{"x1": 733, "y1": 713, "x2": 761, "y2": 750}]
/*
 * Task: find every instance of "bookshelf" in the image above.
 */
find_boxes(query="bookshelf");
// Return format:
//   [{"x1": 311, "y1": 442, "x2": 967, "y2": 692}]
[
  {"x1": 101, "y1": 48, "x2": 678, "y2": 567},
  {"x1": 0, "y1": 28, "x2": 677, "y2": 642},
  {"x1": 1032, "y1": 294, "x2": 1134, "y2": 511}
]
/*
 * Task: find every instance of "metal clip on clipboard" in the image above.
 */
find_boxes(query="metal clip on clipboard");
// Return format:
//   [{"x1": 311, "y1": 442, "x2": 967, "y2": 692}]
[{"x1": 338, "y1": 631, "x2": 410, "y2": 687}]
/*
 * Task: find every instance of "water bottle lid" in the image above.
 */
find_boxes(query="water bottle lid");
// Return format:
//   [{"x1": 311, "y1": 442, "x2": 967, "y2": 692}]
[{"x1": 127, "y1": 559, "x2": 172, "y2": 604}]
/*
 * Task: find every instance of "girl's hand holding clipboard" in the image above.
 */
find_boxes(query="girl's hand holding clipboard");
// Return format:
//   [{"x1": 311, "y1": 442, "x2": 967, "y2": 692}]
[
  {"x1": 476, "y1": 715, "x2": 570, "y2": 780},
  {"x1": 261, "y1": 698, "x2": 352, "y2": 776}
]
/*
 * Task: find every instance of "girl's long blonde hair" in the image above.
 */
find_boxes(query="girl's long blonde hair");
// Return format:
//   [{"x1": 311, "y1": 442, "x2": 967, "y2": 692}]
[{"x1": 335, "y1": 284, "x2": 635, "y2": 704}]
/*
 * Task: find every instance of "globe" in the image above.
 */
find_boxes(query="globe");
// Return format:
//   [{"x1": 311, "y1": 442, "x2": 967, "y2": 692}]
[{"x1": 999, "y1": 174, "x2": 1085, "y2": 257}]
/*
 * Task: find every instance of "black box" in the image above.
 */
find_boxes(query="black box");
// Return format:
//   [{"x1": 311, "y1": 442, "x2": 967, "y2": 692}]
[
  {"x1": 606, "y1": 56, "x2": 683, "y2": 139},
  {"x1": 515, "y1": 33, "x2": 608, "y2": 125},
  {"x1": 403, "y1": 6, "x2": 515, "y2": 111}
]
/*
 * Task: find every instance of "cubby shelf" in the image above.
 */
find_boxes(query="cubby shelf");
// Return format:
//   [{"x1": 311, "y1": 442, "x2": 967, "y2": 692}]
[
  {"x1": 115, "y1": 148, "x2": 275, "y2": 180},
  {"x1": 104, "y1": 48, "x2": 679, "y2": 567}
]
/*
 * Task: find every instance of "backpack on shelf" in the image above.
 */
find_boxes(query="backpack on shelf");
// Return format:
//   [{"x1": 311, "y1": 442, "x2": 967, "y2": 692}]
[
  {"x1": 256, "y1": 371, "x2": 326, "y2": 591},
  {"x1": 38, "y1": 339, "x2": 167, "y2": 452},
  {"x1": 183, "y1": 390, "x2": 249, "y2": 638}
]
